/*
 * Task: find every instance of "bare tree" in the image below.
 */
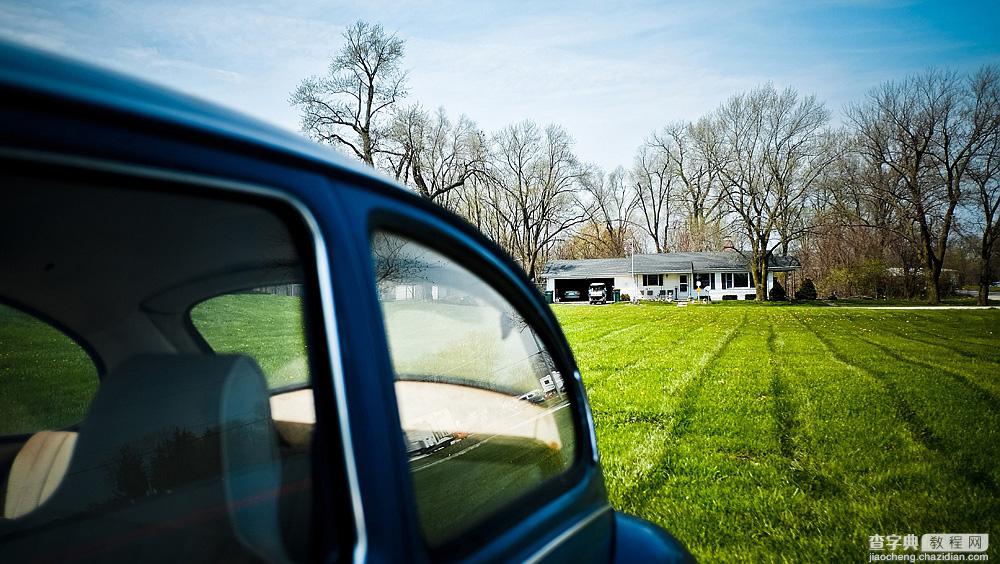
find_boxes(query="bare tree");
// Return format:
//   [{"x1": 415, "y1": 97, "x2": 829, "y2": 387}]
[
  {"x1": 849, "y1": 67, "x2": 1000, "y2": 303},
  {"x1": 649, "y1": 119, "x2": 725, "y2": 251},
  {"x1": 483, "y1": 121, "x2": 589, "y2": 280},
  {"x1": 631, "y1": 144, "x2": 675, "y2": 252},
  {"x1": 708, "y1": 84, "x2": 832, "y2": 300},
  {"x1": 575, "y1": 166, "x2": 638, "y2": 257},
  {"x1": 967, "y1": 67, "x2": 1000, "y2": 304},
  {"x1": 386, "y1": 105, "x2": 486, "y2": 209},
  {"x1": 809, "y1": 139, "x2": 919, "y2": 298},
  {"x1": 290, "y1": 21, "x2": 407, "y2": 166}
]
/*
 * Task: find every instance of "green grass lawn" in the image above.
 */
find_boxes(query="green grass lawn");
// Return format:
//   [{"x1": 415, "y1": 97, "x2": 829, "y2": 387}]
[
  {"x1": 711, "y1": 295, "x2": 998, "y2": 307},
  {"x1": 555, "y1": 302, "x2": 1000, "y2": 562},
  {"x1": 819, "y1": 296, "x2": 999, "y2": 306}
]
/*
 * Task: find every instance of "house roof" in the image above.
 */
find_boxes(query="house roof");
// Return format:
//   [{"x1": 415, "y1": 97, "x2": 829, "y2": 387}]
[{"x1": 542, "y1": 251, "x2": 800, "y2": 279}]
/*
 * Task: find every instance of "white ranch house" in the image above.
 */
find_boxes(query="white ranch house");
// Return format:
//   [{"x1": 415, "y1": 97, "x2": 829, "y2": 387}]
[{"x1": 542, "y1": 251, "x2": 800, "y2": 302}]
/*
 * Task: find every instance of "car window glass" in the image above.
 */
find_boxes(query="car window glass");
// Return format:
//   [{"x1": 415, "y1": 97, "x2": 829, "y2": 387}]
[
  {"x1": 0, "y1": 177, "x2": 327, "y2": 562},
  {"x1": 0, "y1": 304, "x2": 98, "y2": 436},
  {"x1": 370, "y1": 231, "x2": 576, "y2": 547},
  {"x1": 191, "y1": 287, "x2": 310, "y2": 389}
]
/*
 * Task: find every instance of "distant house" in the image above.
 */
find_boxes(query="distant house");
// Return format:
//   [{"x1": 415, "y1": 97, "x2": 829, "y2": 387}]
[{"x1": 542, "y1": 250, "x2": 800, "y2": 302}]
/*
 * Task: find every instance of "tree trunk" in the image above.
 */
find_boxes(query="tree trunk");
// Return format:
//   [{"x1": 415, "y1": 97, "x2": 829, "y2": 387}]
[
  {"x1": 979, "y1": 239, "x2": 994, "y2": 306},
  {"x1": 924, "y1": 267, "x2": 940, "y2": 305},
  {"x1": 918, "y1": 234, "x2": 943, "y2": 305},
  {"x1": 527, "y1": 254, "x2": 538, "y2": 283},
  {"x1": 752, "y1": 253, "x2": 768, "y2": 301},
  {"x1": 361, "y1": 130, "x2": 374, "y2": 166},
  {"x1": 754, "y1": 239, "x2": 769, "y2": 301}
]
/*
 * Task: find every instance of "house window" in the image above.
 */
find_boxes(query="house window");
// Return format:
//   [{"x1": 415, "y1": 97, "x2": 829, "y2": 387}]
[
  {"x1": 642, "y1": 274, "x2": 662, "y2": 286},
  {"x1": 679, "y1": 274, "x2": 687, "y2": 293},
  {"x1": 722, "y1": 272, "x2": 751, "y2": 289},
  {"x1": 695, "y1": 273, "x2": 713, "y2": 291}
]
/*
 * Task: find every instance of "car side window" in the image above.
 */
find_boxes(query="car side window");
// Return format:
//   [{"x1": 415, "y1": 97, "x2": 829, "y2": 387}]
[
  {"x1": 0, "y1": 175, "x2": 333, "y2": 562},
  {"x1": 0, "y1": 303, "x2": 98, "y2": 436},
  {"x1": 370, "y1": 231, "x2": 577, "y2": 547}
]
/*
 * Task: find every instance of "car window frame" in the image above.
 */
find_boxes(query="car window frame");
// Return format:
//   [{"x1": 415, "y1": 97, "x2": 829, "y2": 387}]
[
  {"x1": 0, "y1": 152, "x2": 361, "y2": 563},
  {"x1": 365, "y1": 208, "x2": 595, "y2": 558}
]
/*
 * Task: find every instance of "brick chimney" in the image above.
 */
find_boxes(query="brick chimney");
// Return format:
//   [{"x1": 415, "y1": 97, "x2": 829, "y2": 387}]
[{"x1": 722, "y1": 238, "x2": 735, "y2": 252}]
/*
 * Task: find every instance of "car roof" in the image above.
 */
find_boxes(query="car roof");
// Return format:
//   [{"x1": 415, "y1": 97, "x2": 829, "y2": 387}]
[{"x1": 0, "y1": 39, "x2": 398, "y2": 192}]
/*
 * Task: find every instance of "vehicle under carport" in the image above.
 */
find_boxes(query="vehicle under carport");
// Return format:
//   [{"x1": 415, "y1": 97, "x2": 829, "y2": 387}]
[{"x1": 553, "y1": 278, "x2": 614, "y2": 302}]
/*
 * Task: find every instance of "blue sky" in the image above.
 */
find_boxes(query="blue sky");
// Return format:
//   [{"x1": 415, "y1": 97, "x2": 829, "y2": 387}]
[{"x1": 2, "y1": 0, "x2": 998, "y2": 170}]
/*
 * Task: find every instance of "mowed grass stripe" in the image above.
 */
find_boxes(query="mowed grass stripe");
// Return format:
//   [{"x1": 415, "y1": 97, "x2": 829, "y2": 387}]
[
  {"x1": 878, "y1": 322, "x2": 1000, "y2": 374},
  {"x1": 560, "y1": 306, "x2": 742, "y2": 515},
  {"x1": 615, "y1": 311, "x2": 748, "y2": 510},
  {"x1": 770, "y1": 312, "x2": 984, "y2": 561},
  {"x1": 858, "y1": 333, "x2": 1000, "y2": 407},
  {"x1": 593, "y1": 312, "x2": 739, "y2": 504},
  {"x1": 878, "y1": 319, "x2": 1000, "y2": 364},
  {"x1": 794, "y1": 311, "x2": 1000, "y2": 493},
  {"x1": 577, "y1": 308, "x2": 729, "y2": 403},
  {"x1": 557, "y1": 304, "x2": 660, "y2": 345},
  {"x1": 843, "y1": 312, "x2": 1000, "y2": 401},
  {"x1": 901, "y1": 310, "x2": 1000, "y2": 350},
  {"x1": 635, "y1": 314, "x2": 811, "y2": 563}
]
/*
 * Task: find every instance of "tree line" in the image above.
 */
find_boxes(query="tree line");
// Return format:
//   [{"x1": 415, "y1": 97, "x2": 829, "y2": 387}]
[{"x1": 291, "y1": 21, "x2": 1000, "y2": 304}]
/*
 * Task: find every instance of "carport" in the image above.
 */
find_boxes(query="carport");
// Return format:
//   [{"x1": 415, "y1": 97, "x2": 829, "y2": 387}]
[{"x1": 553, "y1": 277, "x2": 614, "y2": 302}]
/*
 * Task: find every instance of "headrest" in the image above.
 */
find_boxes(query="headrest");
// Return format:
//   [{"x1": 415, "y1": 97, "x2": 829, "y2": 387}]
[{"x1": 0, "y1": 354, "x2": 286, "y2": 563}]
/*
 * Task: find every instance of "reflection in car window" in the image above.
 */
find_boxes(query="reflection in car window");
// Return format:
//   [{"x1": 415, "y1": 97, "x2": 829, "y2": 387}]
[
  {"x1": 0, "y1": 303, "x2": 97, "y2": 436},
  {"x1": 371, "y1": 232, "x2": 576, "y2": 547},
  {"x1": 191, "y1": 287, "x2": 310, "y2": 389}
]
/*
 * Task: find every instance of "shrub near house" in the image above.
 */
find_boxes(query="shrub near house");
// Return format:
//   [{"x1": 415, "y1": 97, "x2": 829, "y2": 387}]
[
  {"x1": 768, "y1": 279, "x2": 787, "y2": 301},
  {"x1": 797, "y1": 278, "x2": 818, "y2": 300}
]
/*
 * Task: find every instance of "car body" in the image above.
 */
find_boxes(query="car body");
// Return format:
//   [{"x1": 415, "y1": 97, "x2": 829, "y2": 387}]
[
  {"x1": 588, "y1": 283, "x2": 606, "y2": 305},
  {"x1": 0, "y1": 42, "x2": 693, "y2": 563},
  {"x1": 563, "y1": 290, "x2": 582, "y2": 300},
  {"x1": 517, "y1": 390, "x2": 545, "y2": 404}
]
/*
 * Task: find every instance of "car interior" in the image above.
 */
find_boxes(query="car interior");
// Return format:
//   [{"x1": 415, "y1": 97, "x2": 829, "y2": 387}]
[{"x1": 0, "y1": 172, "x2": 319, "y2": 561}]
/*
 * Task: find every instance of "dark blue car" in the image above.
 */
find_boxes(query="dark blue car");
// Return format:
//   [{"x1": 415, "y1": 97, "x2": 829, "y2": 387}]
[{"x1": 0, "y1": 42, "x2": 692, "y2": 563}]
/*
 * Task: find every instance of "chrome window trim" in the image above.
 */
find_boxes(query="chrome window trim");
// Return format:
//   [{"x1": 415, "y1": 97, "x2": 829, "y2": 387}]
[
  {"x1": 525, "y1": 504, "x2": 611, "y2": 564},
  {"x1": 0, "y1": 148, "x2": 368, "y2": 563}
]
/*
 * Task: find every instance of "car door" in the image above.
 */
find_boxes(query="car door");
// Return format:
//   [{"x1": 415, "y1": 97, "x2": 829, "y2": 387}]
[{"x1": 328, "y1": 182, "x2": 616, "y2": 563}]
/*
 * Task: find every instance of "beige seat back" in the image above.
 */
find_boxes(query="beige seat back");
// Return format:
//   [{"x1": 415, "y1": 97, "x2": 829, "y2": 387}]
[{"x1": 4, "y1": 431, "x2": 77, "y2": 519}]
